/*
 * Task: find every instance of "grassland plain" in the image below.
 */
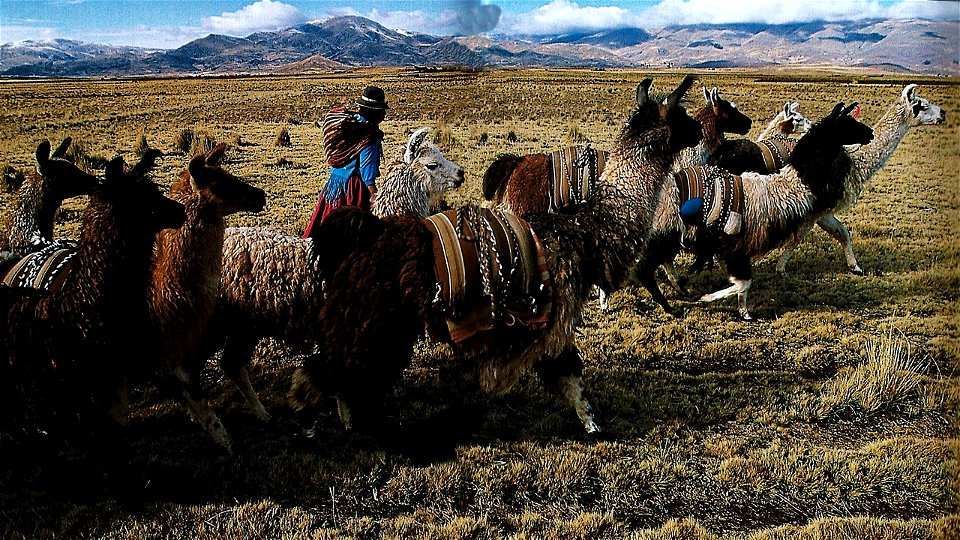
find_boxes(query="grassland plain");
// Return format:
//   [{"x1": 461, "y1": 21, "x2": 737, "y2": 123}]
[{"x1": 0, "y1": 68, "x2": 957, "y2": 539}]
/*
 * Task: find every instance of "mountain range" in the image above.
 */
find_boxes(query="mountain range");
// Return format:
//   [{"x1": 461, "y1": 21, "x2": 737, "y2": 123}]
[{"x1": 1, "y1": 15, "x2": 956, "y2": 77}]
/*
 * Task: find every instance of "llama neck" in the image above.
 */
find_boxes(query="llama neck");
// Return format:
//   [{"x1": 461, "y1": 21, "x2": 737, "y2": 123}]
[
  {"x1": 371, "y1": 164, "x2": 429, "y2": 218},
  {"x1": 55, "y1": 198, "x2": 158, "y2": 326},
  {"x1": 850, "y1": 100, "x2": 913, "y2": 192},
  {"x1": 673, "y1": 108, "x2": 722, "y2": 170},
  {"x1": 592, "y1": 137, "x2": 674, "y2": 285},
  {"x1": 756, "y1": 113, "x2": 787, "y2": 141},
  {"x1": 791, "y1": 139, "x2": 851, "y2": 216},
  {"x1": 9, "y1": 176, "x2": 55, "y2": 249},
  {"x1": 151, "y1": 196, "x2": 226, "y2": 313}
]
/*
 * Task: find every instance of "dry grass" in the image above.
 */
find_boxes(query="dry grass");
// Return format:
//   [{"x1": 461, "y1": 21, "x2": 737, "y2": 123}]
[{"x1": 0, "y1": 68, "x2": 957, "y2": 539}]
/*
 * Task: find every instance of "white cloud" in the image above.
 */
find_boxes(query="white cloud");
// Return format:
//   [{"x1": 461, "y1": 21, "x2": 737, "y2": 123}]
[
  {"x1": 202, "y1": 0, "x2": 307, "y2": 36},
  {"x1": 365, "y1": 9, "x2": 461, "y2": 35},
  {"x1": 501, "y1": 0, "x2": 645, "y2": 35},
  {"x1": 1, "y1": 25, "x2": 59, "y2": 44}
]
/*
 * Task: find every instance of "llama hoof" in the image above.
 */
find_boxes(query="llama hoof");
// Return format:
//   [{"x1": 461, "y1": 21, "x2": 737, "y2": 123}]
[
  {"x1": 737, "y1": 309, "x2": 754, "y2": 321},
  {"x1": 851, "y1": 267, "x2": 865, "y2": 276}
]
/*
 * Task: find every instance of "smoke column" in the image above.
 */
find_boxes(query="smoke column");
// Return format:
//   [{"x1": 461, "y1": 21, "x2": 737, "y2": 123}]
[{"x1": 454, "y1": 0, "x2": 501, "y2": 35}]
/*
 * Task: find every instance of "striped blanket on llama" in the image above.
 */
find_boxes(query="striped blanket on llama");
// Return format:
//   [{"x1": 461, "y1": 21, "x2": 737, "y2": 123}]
[
  {"x1": 757, "y1": 135, "x2": 796, "y2": 174},
  {"x1": 0, "y1": 239, "x2": 78, "y2": 293},
  {"x1": 674, "y1": 165, "x2": 745, "y2": 236},
  {"x1": 321, "y1": 106, "x2": 383, "y2": 168},
  {"x1": 424, "y1": 207, "x2": 553, "y2": 344},
  {"x1": 547, "y1": 145, "x2": 608, "y2": 212}
]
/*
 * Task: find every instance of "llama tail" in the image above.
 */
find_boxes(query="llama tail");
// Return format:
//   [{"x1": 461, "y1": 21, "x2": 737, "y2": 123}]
[{"x1": 482, "y1": 153, "x2": 523, "y2": 201}]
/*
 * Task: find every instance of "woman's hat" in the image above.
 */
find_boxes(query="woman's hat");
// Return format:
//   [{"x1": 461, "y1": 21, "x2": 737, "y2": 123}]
[{"x1": 358, "y1": 86, "x2": 389, "y2": 110}]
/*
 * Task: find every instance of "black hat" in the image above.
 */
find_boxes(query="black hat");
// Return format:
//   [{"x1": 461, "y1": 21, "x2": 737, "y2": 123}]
[{"x1": 357, "y1": 86, "x2": 389, "y2": 110}]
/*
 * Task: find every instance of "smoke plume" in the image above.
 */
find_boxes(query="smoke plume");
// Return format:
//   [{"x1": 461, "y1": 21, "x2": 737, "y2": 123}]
[{"x1": 454, "y1": 0, "x2": 501, "y2": 35}]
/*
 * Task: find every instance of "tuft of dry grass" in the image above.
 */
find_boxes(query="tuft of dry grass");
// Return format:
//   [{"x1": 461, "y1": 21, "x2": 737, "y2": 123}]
[
  {"x1": 811, "y1": 329, "x2": 945, "y2": 419},
  {"x1": 274, "y1": 126, "x2": 292, "y2": 147}
]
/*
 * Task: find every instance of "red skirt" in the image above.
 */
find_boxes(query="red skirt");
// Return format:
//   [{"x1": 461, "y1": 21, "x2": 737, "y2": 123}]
[{"x1": 302, "y1": 173, "x2": 373, "y2": 239}]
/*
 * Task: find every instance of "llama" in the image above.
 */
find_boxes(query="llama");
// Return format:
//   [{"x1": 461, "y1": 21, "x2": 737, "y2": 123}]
[
  {"x1": 372, "y1": 128, "x2": 464, "y2": 218},
  {"x1": 2, "y1": 138, "x2": 99, "y2": 252},
  {"x1": 756, "y1": 102, "x2": 813, "y2": 142},
  {"x1": 288, "y1": 76, "x2": 703, "y2": 434},
  {"x1": 481, "y1": 86, "x2": 747, "y2": 217},
  {"x1": 145, "y1": 144, "x2": 266, "y2": 453},
  {"x1": 776, "y1": 84, "x2": 946, "y2": 274},
  {"x1": 646, "y1": 101, "x2": 814, "y2": 308},
  {"x1": 646, "y1": 102, "x2": 874, "y2": 320},
  {"x1": 208, "y1": 128, "x2": 463, "y2": 424},
  {"x1": 709, "y1": 101, "x2": 815, "y2": 175},
  {"x1": 0, "y1": 151, "x2": 185, "y2": 482}
]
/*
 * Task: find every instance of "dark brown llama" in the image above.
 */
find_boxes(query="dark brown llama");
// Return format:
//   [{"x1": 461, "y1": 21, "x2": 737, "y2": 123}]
[
  {"x1": 2, "y1": 138, "x2": 99, "y2": 252},
  {"x1": 289, "y1": 76, "x2": 703, "y2": 434},
  {"x1": 0, "y1": 151, "x2": 185, "y2": 485},
  {"x1": 646, "y1": 102, "x2": 874, "y2": 320},
  {"x1": 146, "y1": 144, "x2": 265, "y2": 453}
]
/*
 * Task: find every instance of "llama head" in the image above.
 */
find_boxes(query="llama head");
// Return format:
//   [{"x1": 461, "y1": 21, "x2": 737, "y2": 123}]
[
  {"x1": 403, "y1": 127, "x2": 465, "y2": 194},
  {"x1": 819, "y1": 102, "x2": 874, "y2": 148},
  {"x1": 101, "y1": 153, "x2": 186, "y2": 233},
  {"x1": 702, "y1": 85, "x2": 752, "y2": 136},
  {"x1": 782, "y1": 102, "x2": 813, "y2": 135},
  {"x1": 184, "y1": 143, "x2": 266, "y2": 216},
  {"x1": 33, "y1": 138, "x2": 99, "y2": 200},
  {"x1": 626, "y1": 75, "x2": 702, "y2": 153},
  {"x1": 902, "y1": 84, "x2": 946, "y2": 127}
]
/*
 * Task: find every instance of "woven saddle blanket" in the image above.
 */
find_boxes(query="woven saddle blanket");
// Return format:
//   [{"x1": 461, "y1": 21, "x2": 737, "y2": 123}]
[
  {"x1": 321, "y1": 106, "x2": 383, "y2": 168},
  {"x1": 675, "y1": 165, "x2": 745, "y2": 236},
  {"x1": 424, "y1": 206, "x2": 553, "y2": 344},
  {"x1": 757, "y1": 135, "x2": 796, "y2": 174},
  {"x1": 548, "y1": 145, "x2": 608, "y2": 212},
  {"x1": 0, "y1": 239, "x2": 78, "y2": 293}
]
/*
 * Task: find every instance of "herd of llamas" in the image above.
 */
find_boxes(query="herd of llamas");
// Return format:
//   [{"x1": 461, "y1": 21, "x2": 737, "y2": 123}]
[{"x1": 0, "y1": 75, "x2": 946, "y2": 491}]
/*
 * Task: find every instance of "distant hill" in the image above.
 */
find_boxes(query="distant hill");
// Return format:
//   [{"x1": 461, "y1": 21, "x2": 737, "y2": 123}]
[{"x1": 1, "y1": 16, "x2": 956, "y2": 77}]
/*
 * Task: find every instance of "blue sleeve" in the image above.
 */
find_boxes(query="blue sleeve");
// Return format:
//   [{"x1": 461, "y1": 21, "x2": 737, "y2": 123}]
[{"x1": 357, "y1": 141, "x2": 382, "y2": 187}]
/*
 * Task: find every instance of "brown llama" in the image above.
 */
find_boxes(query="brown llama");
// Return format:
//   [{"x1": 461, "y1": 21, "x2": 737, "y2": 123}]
[
  {"x1": 0, "y1": 152, "x2": 185, "y2": 485},
  {"x1": 644, "y1": 102, "x2": 874, "y2": 320},
  {"x1": 2, "y1": 138, "x2": 99, "y2": 252},
  {"x1": 145, "y1": 144, "x2": 265, "y2": 453},
  {"x1": 289, "y1": 76, "x2": 703, "y2": 434},
  {"x1": 207, "y1": 128, "x2": 463, "y2": 425},
  {"x1": 776, "y1": 85, "x2": 946, "y2": 274}
]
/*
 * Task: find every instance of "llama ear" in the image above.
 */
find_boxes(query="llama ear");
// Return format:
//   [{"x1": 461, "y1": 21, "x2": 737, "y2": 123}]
[
  {"x1": 783, "y1": 102, "x2": 792, "y2": 117},
  {"x1": 405, "y1": 128, "x2": 432, "y2": 164},
  {"x1": 702, "y1": 85, "x2": 711, "y2": 105},
  {"x1": 35, "y1": 140, "x2": 52, "y2": 168},
  {"x1": 188, "y1": 154, "x2": 210, "y2": 188},
  {"x1": 636, "y1": 78, "x2": 654, "y2": 106},
  {"x1": 206, "y1": 143, "x2": 228, "y2": 167},
  {"x1": 105, "y1": 156, "x2": 126, "y2": 184},
  {"x1": 842, "y1": 102, "x2": 859, "y2": 117},
  {"x1": 828, "y1": 102, "x2": 845, "y2": 120},
  {"x1": 710, "y1": 87, "x2": 720, "y2": 104},
  {"x1": 665, "y1": 75, "x2": 696, "y2": 109},
  {"x1": 129, "y1": 148, "x2": 163, "y2": 180},
  {"x1": 902, "y1": 84, "x2": 917, "y2": 102},
  {"x1": 51, "y1": 137, "x2": 72, "y2": 159}
]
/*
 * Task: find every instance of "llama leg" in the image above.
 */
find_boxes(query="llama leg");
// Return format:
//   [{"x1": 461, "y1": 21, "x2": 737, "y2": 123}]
[
  {"x1": 173, "y1": 367, "x2": 232, "y2": 453},
  {"x1": 700, "y1": 256, "x2": 753, "y2": 320},
  {"x1": 817, "y1": 215, "x2": 862, "y2": 275},
  {"x1": 220, "y1": 335, "x2": 270, "y2": 421},
  {"x1": 776, "y1": 223, "x2": 813, "y2": 274},
  {"x1": 335, "y1": 394, "x2": 353, "y2": 431},
  {"x1": 595, "y1": 286, "x2": 609, "y2": 311},
  {"x1": 535, "y1": 348, "x2": 600, "y2": 434},
  {"x1": 661, "y1": 262, "x2": 688, "y2": 296}
]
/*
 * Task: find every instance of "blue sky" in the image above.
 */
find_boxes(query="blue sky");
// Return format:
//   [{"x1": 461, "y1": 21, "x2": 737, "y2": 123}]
[{"x1": 1, "y1": 0, "x2": 957, "y2": 48}]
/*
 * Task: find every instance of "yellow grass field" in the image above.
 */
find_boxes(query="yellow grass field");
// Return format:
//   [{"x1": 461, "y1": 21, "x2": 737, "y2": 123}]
[{"x1": 0, "y1": 68, "x2": 958, "y2": 539}]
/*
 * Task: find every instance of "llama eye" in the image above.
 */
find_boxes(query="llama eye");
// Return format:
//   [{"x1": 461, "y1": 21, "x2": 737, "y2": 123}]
[{"x1": 426, "y1": 163, "x2": 439, "y2": 170}]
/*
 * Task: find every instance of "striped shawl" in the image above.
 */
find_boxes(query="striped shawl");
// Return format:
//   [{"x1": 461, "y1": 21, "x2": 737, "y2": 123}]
[
  {"x1": 675, "y1": 165, "x2": 745, "y2": 236},
  {"x1": 322, "y1": 107, "x2": 384, "y2": 168},
  {"x1": 548, "y1": 145, "x2": 608, "y2": 212}
]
